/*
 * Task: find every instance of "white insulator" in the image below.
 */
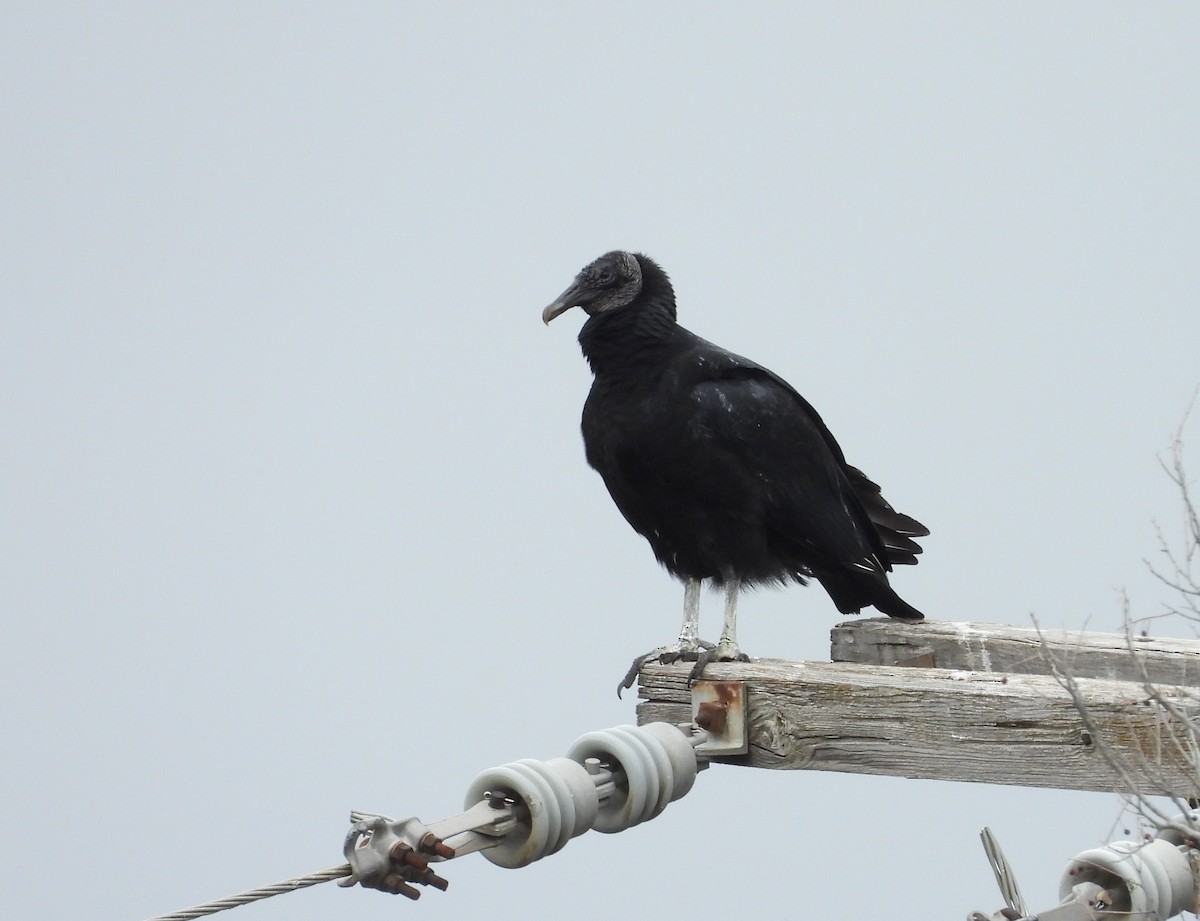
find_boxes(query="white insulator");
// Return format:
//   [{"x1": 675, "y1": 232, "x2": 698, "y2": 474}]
[
  {"x1": 1156, "y1": 813, "x2": 1200, "y2": 849},
  {"x1": 565, "y1": 723, "x2": 698, "y2": 834},
  {"x1": 1060, "y1": 838, "x2": 1194, "y2": 919},
  {"x1": 464, "y1": 756, "x2": 601, "y2": 869},
  {"x1": 568, "y1": 727, "x2": 656, "y2": 833},
  {"x1": 613, "y1": 726, "x2": 675, "y2": 821},
  {"x1": 534, "y1": 757, "x2": 601, "y2": 841},
  {"x1": 463, "y1": 723, "x2": 699, "y2": 868},
  {"x1": 463, "y1": 763, "x2": 555, "y2": 869},
  {"x1": 638, "y1": 721, "x2": 700, "y2": 802},
  {"x1": 509, "y1": 761, "x2": 566, "y2": 858}
]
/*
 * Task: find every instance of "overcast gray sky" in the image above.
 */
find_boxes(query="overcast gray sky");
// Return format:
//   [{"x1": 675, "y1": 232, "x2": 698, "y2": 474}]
[{"x1": 3, "y1": 4, "x2": 1199, "y2": 920}]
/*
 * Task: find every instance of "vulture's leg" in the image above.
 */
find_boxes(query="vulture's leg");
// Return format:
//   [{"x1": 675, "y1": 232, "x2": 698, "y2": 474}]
[
  {"x1": 676, "y1": 577, "x2": 702, "y2": 652},
  {"x1": 617, "y1": 577, "x2": 715, "y2": 696},
  {"x1": 713, "y1": 577, "x2": 750, "y2": 663}
]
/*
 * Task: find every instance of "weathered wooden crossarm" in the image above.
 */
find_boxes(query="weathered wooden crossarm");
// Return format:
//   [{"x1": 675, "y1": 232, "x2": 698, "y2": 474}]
[
  {"x1": 635, "y1": 656, "x2": 1200, "y2": 795},
  {"x1": 830, "y1": 617, "x2": 1200, "y2": 685}
]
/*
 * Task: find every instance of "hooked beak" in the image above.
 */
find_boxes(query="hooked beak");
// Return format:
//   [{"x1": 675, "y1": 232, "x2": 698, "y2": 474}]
[{"x1": 542, "y1": 282, "x2": 584, "y2": 325}]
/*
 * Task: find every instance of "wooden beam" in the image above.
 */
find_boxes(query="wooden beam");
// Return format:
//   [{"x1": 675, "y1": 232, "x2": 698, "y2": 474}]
[
  {"x1": 830, "y1": 618, "x2": 1200, "y2": 685},
  {"x1": 635, "y1": 657, "x2": 1200, "y2": 795}
]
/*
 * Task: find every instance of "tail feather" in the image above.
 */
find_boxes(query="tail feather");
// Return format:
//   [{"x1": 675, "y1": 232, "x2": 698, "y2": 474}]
[
  {"x1": 815, "y1": 567, "x2": 925, "y2": 622},
  {"x1": 845, "y1": 464, "x2": 929, "y2": 566},
  {"x1": 871, "y1": 586, "x2": 925, "y2": 621},
  {"x1": 882, "y1": 533, "x2": 923, "y2": 565}
]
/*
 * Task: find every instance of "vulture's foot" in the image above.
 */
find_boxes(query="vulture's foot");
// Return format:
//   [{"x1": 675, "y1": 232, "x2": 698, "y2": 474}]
[
  {"x1": 686, "y1": 641, "x2": 750, "y2": 684},
  {"x1": 713, "y1": 637, "x2": 751, "y2": 664},
  {"x1": 617, "y1": 640, "x2": 715, "y2": 698}
]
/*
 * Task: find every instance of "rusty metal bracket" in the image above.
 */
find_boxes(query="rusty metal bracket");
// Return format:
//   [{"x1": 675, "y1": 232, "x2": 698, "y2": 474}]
[{"x1": 690, "y1": 678, "x2": 747, "y2": 756}]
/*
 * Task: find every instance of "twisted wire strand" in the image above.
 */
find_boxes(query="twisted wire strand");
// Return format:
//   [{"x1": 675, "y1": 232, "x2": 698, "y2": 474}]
[
  {"x1": 981, "y1": 827, "x2": 1027, "y2": 918},
  {"x1": 140, "y1": 864, "x2": 352, "y2": 921}
]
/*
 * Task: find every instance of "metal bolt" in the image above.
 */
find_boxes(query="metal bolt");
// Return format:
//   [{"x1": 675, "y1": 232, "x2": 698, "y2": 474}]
[
  {"x1": 390, "y1": 842, "x2": 429, "y2": 870},
  {"x1": 419, "y1": 832, "x2": 456, "y2": 859},
  {"x1": 696, "y1": 700, "x2": 727, "y2": 735},
  {"x1": 384, "y1": 874, "x2": 421, "y2": 900},
  {"x1": 408, "y1": 864, "x2": 451, "y2": 890}
]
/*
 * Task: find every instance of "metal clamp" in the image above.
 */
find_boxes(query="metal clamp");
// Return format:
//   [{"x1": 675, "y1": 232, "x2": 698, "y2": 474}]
[{"x1": 341, "y1": 815, "x2": 457, "y2": 900}]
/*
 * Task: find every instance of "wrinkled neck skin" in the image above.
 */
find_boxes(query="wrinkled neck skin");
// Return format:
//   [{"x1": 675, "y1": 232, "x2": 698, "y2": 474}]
[{"x1": 578, "y1": 300, "x2": 679, "y2": 379}]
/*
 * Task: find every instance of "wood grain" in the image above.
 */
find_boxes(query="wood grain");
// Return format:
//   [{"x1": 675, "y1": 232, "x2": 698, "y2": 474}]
[
  {"x1": 829, "y1": 617, "x2": 1200, "y2": 685},
  {"x1": 635, "y1": 657, "x2": 1200, "y2": 794}
]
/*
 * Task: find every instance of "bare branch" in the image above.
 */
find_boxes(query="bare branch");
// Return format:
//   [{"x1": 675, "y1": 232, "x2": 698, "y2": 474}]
[{"x1": 1039, "y1": 400, "x2": 1200, "y2": 849}]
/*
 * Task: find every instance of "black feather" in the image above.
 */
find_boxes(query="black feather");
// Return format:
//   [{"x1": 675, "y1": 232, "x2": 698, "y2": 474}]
[{"x1": 550, "y1": 251, "x2": 928, "y2": 622}]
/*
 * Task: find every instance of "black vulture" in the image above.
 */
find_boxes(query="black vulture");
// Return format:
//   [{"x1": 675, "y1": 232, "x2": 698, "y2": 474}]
[{"x1": 543, "y1": 251, "x2": 928, "y2": 687}]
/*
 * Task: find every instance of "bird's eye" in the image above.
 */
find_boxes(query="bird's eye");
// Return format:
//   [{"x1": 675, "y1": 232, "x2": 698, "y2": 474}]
[{"x1": 598, "y1": 269, "x2": 614, "y2": 285}]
